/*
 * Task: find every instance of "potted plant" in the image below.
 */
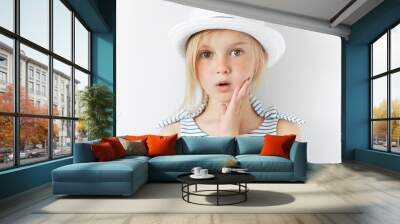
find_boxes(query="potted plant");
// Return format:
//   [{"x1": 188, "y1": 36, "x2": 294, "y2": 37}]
[{"x1": 79, "y1": 84, "x2": 113, "y2": 140}]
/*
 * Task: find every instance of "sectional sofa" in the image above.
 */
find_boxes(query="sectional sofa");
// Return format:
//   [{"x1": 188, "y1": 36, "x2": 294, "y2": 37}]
[{"x1": 52, "y1": 136, "x2": 307, "y2": 196}]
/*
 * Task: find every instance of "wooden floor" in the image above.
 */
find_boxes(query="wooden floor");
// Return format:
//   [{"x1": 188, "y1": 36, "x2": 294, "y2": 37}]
[{"x1": 1, "y1": 162, "x2": 400, "y2": 224}]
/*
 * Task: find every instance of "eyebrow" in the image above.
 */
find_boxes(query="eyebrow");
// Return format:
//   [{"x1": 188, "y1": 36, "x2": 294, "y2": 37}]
[{"x1": 199, "y1": 42, "x2": 248, "y2": 49}]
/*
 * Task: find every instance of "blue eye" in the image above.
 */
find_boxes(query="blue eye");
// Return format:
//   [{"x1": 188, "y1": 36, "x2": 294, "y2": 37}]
[{"x1": 231, "y1": 49, "x2": 243, "y2": 57}]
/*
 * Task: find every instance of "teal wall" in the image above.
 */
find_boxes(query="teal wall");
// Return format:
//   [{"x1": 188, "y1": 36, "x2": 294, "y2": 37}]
[
  {"x1": 0, "y1": 158, "x2": 72, "y2": 199},
  {"x1": 343, "y1": 0, "x2": 400, "y2": 171},
  {"x1": 0, "y1": 0, "x2": 116, "y2": 200},
  {"x1": 91, "y1": 0, "x2": 116, "y2": 135},
  {"x1": 91, "y1": 32, "x2": 115, "y2": 135}
]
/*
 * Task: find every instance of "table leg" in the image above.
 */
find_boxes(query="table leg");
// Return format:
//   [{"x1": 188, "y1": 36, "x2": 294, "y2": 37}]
[
  {"x1": 188, "y1": 184, "x2": 190, "y2": 202},
  {"x1": 217, "y1": 184, "x2": 219, "y2": 206},
  {"x1": 195, "y1": 184, "x2": 197, "y2": 192},
  {"x1": 245, "y1": 183, "x2": 247, "y2": 201}
]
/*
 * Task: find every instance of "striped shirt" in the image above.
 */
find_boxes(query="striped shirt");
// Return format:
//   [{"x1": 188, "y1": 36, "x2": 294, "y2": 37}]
[{"x1": 156, "y1": 94, "x2": 304, "y2": 137}]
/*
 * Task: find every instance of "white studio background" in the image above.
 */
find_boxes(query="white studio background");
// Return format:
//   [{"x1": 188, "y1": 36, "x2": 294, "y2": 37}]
[{"x1": 116, "y1": 0, "x2": 341, "y2": 163}]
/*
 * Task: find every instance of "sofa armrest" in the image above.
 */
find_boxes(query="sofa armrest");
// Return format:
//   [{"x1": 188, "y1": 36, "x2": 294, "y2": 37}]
[
  {"x1": 289, "y1": 141, "x2": 307, "y2": 181},
  {"x1": 73, "y1": 140, "x2": 100, "y2": 163}
]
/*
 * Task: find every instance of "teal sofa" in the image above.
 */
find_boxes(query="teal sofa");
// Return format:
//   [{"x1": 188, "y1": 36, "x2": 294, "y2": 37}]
[{"x1": 52, "y1": 136, "x2": 307, "y2": 196}]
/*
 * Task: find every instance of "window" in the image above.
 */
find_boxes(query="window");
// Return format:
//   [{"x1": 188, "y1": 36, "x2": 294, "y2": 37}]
[
  {"x1": 0, "y1": 116, "x2": 13, "y2": 170},
  {"x1": 42, "y1": 85, "x2": 46, "y2": 97},
  {"x1": 75, "y1": 18, "x2": 89, "y2": 70},
  {"x1": 35, "y1": 83, "x2": 40, "y2": 95},
  {"x1": 28, "y1": 67, "x2": 34, "y2": 80},
  {"x1": 0, "y1": 71, "x2": 6, "y2": 85},
  {"x1": 0, "y1": 0, "x2": 13, "y2": 32},
  {"x1": 20, "y1": 0, "x2": 49, "y2": 49},
  {"x1": 0, "y1": 54, "x2": 7, "y2": 88},
  {"x1": 370, "y1": 23, "x2": 400, "y2": 154},
  {"x1": 74, "y1": 69, "x2": 89, "y2": 118},
  {"x1": 35, "y1": 70, "x2": 40, "y2": 81},
  {"x1": 0, "y1": 0, "x2": 91, "y2": 170},
  {"x1": 53, "y1": 59, "x2": 71, "y2": 117},
  {"x1": 0, "y1": 34, "x2": 13, "y2": 113},
  {"x1": 28, "y1": 81, "x2": 34, "y2": 94},
  {"x1": 0, "y1": 55, "x2": 7, "y2": 67},
  {"x1": 53, "y1": 0, "x2": 72, "y2": 60},
  {"x1": 53, "y1": 119, "x2": 72, "y2": 158}
]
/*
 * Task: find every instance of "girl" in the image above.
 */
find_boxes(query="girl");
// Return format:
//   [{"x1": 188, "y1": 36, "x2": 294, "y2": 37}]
[{"x1": 157, "y1": 9, "x2": 304, "y2": 139}]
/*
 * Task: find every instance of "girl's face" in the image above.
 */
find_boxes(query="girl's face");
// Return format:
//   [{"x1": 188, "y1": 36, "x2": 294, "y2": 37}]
[{"x1": 196, "y1": 29, "x2": 256, "y2": 103}]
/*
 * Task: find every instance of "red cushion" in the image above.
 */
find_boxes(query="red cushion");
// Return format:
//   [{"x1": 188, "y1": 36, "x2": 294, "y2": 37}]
[
  {"x1": 146, "y1": 134, "x2": 178, "y2": 157},
  {"x1": 91, "y1": 142, "x2": 118, "y2": 161},
  {"x1": 259, "y1": 134, "x2": 296, "y2": 159},
  {"x1": 124, "y1": 135, "x2": 150, "y2": 141},
  {"x1": 101, "y1": 137, "x2": 127, "y2": 158}
]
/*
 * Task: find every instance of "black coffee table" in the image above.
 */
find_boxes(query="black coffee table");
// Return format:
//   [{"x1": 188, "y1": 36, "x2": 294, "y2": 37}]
[{"x1": 177, "y1": 172, "x2": 255, "y2": 206}]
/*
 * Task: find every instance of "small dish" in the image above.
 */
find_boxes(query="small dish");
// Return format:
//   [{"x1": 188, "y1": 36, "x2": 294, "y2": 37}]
[{"x1": 190, "y1": 174, "x2": 215, "y2": 179}]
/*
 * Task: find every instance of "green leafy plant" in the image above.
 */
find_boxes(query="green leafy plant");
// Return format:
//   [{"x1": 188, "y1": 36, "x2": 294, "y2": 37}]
[{"x1": 79, "y1": 84, "x2": 113, "y2": 140}]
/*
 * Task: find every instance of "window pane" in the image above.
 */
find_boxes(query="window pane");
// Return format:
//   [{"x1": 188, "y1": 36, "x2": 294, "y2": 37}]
[
  {"x1": 372, "y1": 121, "x2": 388, "y2": 151},
  {"x1": 0, "y1": 116, "x2": 13, "y2": 170},
  {"x1": 75, "y1": 18, "x2": 89, "y2": 70},
  {"x1": 372, "y1": 33, "x2": 387, "y2": 76},
  {"x1": 20, "y1": 44, "x2": 49, "y2": 115},
  {"x1": 0, "y1": 0, "x2": 13, "y2": 31},
  {"x1": 75, "y1": 120, "x2": 88, "y2": 143},
  {"x1": 392, "y1": 72, "x2": 400, "y2": 118},
  {"x1": 53, "y1": 119, "x2": 72, "y2": 157},
  {"x1": 0, "y1": 34, "x2": 14, "y2": 112},
  {"x1": 74, "y1": 69, "x2": 89, "y2": 118},
  {"x1": 20, "y1": 117, "x2": 49, "y2": 165},
  {"x1": 20, "y1": 0, "x2": 49, "y2": 49},
  {"x1": 391, "y1": 24, "x2": 400, "y2": 70},
  {"x1": 53, "y1": 59, "x2": 72, "y2": 117},
  {"x1": 391, "y1": 120, "x2": 400, "y2": 153},
  {"x1": 53, "y1": 0, "x2": 72, "y2": 60},
  {"x1": 372, "y1": 77, "x2": 387, "y2": 119}
]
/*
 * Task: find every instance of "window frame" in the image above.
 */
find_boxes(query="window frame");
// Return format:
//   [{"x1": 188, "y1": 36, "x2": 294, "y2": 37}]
[
  {"x1": 0, "y1": 0, "x2": 92, "y2": 171},
  {"x1": 370, "y1": 20, "x2": 400, "y2": 154}
]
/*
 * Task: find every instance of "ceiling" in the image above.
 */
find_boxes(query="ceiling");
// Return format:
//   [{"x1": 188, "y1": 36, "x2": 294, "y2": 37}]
[{"x1": 165, "y1": 0, "x2": 384, "y2": 39}]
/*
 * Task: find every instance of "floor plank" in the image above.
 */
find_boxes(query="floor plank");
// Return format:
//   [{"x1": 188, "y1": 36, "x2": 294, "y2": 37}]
[{"x1": 1, "y1": 162, "x2": 400, "y2": 224}]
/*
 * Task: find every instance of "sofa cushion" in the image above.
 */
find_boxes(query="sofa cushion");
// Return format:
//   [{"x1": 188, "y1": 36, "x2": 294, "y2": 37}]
[
  {"x1": 147, "y1": 134, "x2": 178, "y2": 157},
  {"x1": 260, "y1": 134, "x2": 296, "y2": 159},
  {"x1": 91, "y1": 142, "x2": 118, "y2": 161},
  {"x1": 177, "y1": 136, "x2": 236, "y2": 155},
  {"x1": 115, "y1": 155, "x2": 150, "y2": 163},
  {"x1": 74, "y1": 139, "x2": 100, "y2": 163},
  {"x1": 52, "y1": 158, "x2": 147, "y2": 183},
  {"x1": 118, "y1": 138, "x2": 148, "y2": 156},
  {"x1": 235, "y1": 136, "x2": 263, "y2": 155},
  {"x1": 148, "y1": 154, "x2": 235, "y2": 172},
  {"x1": 236, "y1": 155, "x2": 293, "y2": 172},
  {"x1": 101, "y1": 137, "x2": 127, "y2": 158}
]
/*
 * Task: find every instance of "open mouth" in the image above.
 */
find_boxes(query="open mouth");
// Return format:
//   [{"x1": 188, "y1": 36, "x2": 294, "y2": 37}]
[
  {"x1": 216, "y1": 81, "x2": 231, "y2": 87},
  {"x1": 215, "y1": 81, "x2": 231, "y2": 92}
]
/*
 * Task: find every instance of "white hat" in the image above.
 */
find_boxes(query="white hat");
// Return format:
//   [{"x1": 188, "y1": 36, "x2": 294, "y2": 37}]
[{"x1": 168, "y1": 8, "x2": 286, "y2": 68}]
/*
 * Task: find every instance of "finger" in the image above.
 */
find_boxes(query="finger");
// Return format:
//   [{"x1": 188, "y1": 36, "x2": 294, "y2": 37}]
[
  {"x1": 226, "y1": 78, "x2": 250, "y2": 113},
  {"x1": 238, "y1": 78, "x2": 250, "y2": 98},
  {"x1": 226, "y1": 84, "x2": 241, "y2": 113}
]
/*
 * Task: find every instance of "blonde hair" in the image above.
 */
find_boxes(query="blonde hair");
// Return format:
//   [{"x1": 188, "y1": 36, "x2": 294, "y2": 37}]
[{"x1": 181, "y1": 29, "x2": 268, "y2": 112}]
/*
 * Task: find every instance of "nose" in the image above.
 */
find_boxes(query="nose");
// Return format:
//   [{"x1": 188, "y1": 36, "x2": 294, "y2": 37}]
[{"x1": 215, "y1": 55, "x2": 230, "y2": 75}]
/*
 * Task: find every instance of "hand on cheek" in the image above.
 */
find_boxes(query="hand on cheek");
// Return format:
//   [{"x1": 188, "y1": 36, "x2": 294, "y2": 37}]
[{"x1": 217, "y1": 77, "x2": 251, "y2": 136}]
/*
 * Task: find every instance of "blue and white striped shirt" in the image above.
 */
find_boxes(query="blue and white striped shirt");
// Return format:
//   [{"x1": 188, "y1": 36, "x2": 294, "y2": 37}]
[{"x1": 157, "y1": 94, "x2": 304, "y2": 137}]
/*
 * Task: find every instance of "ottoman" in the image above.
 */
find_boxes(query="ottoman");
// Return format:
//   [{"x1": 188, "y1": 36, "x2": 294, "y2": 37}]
[{"x1": 52, "y1": 156, "x2": 148, "y2": 196}]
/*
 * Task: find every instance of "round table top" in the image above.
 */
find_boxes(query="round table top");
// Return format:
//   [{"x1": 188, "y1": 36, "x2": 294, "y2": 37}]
[{"x1": 177, "y1": 172, "x2": 255, "y2": 185}]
